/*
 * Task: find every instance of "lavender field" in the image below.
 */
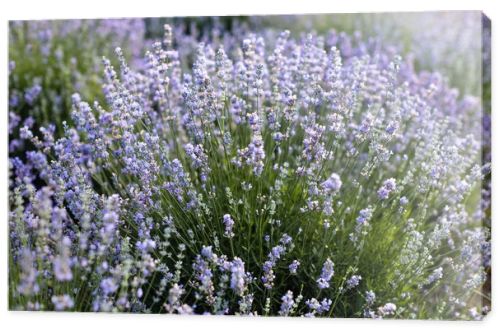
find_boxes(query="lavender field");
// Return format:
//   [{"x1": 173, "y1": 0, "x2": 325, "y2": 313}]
[{"x1": 8, "y1": 13, "x2": 491, "y2": 319}]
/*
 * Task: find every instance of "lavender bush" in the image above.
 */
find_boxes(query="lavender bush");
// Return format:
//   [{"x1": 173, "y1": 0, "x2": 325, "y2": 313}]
[{"x1": 8, "y1": 17, "x2": 490, "y2": 319}]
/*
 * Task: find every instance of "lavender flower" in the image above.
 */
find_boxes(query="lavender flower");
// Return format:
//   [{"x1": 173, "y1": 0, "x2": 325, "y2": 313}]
[
  {"x1": 321, "y1": 173, "x2": 342, "y2": 194},
  {"x1": 289, "y1": 260, "x2": 300, "y2": 274},
  {"x1": 230, "y1": 257, "x2": 247, "y2": 295},
  {"x1": 365, "y1": 290, "x2": 376, "y2": 306},
  {"x1": 24, "y1": 84, "x2": 42, "y2": 105},
  {"x1": 279, "y1": 290, "x2": 295, "y2": 316},
  {"x1": 53, "y1": 235, "x2": 73, "y2": 281},
  {"x1": 317, "y1": 258, "x2": 335, "y2": 289},
  {"x1": 201, "y1": 246, "x2": 214, "y2": 259},
  {"x1": 193, "y1": 255, "x2": 214, "y2": 303},
  {"x1": 168, "y1": 284, "x2": 184, "y2": 306},
  {"x1": 262, "y1": 234, "x2": 292, "y2": 289},
  {"x1": 346, "y1": 275, "x2": 362, "y2": 289},
  {"x1": 51, "y1": 295, "x2": 74, "y2": 311},
  {"x1": 377, "y1": 178, "x2": 397, "y2": 200},
  {"x1": 100, "y1": 277, "x2": 118, "y2": 295},
  {"x1": 306, "y1": 298, "x2": 332, "y2": 316},
  {"x1": 351, "y1": 206, "x2": 374, "y2": 243},
  {"x1": 53, "y1": 256, "x2": 72, "y2": 281},
  {"x1": 17, "y1": 249, "x2": 39, "y2": 296},
  {"x1": 379, "y1": 303, "x2": 397, "y2": 316},
  {"x1": 426, "y1": 267, "x2": 443, "y2": 285},
  {"x1": 223, "y1": 214, "x2": 235, "y2": 238},
  {"x1": 184, "y1": 143, "x2": 211, "y2": 183}
]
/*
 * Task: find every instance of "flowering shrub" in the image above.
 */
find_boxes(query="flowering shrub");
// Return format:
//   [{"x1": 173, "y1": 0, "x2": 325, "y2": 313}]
[{"x1": 9, "y1": 20, "x2": 490, "y2": 319}]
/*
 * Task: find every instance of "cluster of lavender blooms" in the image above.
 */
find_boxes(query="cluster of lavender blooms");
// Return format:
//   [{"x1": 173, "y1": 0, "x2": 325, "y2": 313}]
[
  {"x1": 9, "y1": 19, "x2": 490, "y2": 319},
  {"x1": 256, "y1": 12, "x2": 485, "y2": 97},
  {"x1": 8, "y1": 19, "x2": 146, "y2": 145}
]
